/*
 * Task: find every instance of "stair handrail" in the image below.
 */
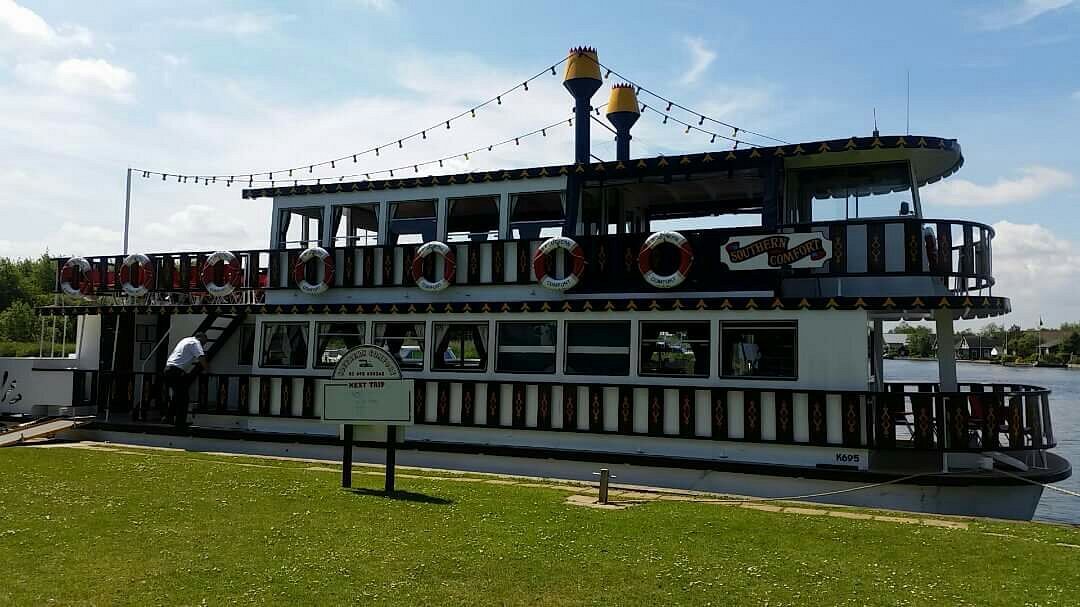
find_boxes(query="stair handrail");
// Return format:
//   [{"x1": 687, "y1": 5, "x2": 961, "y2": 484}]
[{"x1": 140, "y1": 328, "x2": 172, "y2": 374}]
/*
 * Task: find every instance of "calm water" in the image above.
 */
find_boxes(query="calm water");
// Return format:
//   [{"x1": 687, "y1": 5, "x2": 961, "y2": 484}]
[{"x1": 885, "y1": 359, "x2": 1080, "y2": 525}]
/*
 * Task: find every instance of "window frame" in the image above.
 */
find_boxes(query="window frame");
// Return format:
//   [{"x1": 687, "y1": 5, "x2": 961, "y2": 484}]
[
  {"x1": 372, "y1": 321, "x2": 426, "y2": 372},
  {"x1": 259, "y1": 321, "x2": 311, "y2": 369},
  {"x1": 430, "y1": 321, "x2": 489, "y2": 372},
  {"x1": 637, "y1": 320, "x2": 711, "y2": 378},
  {"x1": 719, "y1": 321, "x2": 799, "y2": 381},
  {"x1": 313, "y1": 321, "x2": 367, "y2": 369},
  {"x1": 495, "y1": 321, "x2": 558, "y2": 374},
  {"x1": 237, "y1": 324, "x2": 256, "y2": 366},
  {"x1": 563, "y1": 320, "x2": 631, "y2": 377}
]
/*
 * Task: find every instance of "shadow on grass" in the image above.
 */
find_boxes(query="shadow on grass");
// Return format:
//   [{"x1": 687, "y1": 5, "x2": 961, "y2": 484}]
[{"x1": 346, "y1": 488, "x2": 453, "y2": 505}]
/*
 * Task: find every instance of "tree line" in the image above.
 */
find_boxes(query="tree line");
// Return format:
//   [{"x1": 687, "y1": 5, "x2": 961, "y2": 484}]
[
  {"x1": 0, "y1": 255, "x2": 64, "y2": 345},
  {"x1": 891, "y1": 321, "x2": 1080, "y2": 363}
]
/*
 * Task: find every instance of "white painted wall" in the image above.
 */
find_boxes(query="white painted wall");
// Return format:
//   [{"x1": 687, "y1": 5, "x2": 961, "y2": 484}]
[{"x1": 0, "y1": 358, "x2": 75, "y2": 414}]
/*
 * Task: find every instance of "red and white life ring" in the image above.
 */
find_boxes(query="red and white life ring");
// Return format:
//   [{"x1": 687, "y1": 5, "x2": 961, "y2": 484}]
[
  {"x1": 293, "y1": 247, "x2": 334, "y2": 295},
  {"x1": 411, "y1": 241, "x2": 455, "y2": 292},
  {"x1": 60, "y1": 257, "x2": 94, "y2": 298},
  {"x1": 201, "y1": 251, "x2": 242, "y2": 297},
  {"x1": 637, "y1": 230, "x2": 693, "y2": 289},
  {"x1": 119, "y1": 253, "x2": 154, "y2": 297},
  {"x1": 532, "y1": 236, "x2": 585, "y2": 291}
]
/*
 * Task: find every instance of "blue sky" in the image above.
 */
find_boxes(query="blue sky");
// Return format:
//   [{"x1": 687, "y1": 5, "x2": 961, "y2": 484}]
[{"x1": 1, "y1": 0, "x2": 1078, "y2": 327}]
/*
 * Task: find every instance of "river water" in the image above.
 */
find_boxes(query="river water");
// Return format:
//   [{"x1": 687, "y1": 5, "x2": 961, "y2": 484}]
[{"x1": 885, "y1": 359, "x2": 1080, "y2": 525}]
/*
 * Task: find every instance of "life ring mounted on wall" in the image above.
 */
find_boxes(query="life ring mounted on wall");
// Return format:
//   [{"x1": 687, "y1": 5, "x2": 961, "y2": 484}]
[
  {"x1": 532, "y1": 236, "x2": 585, "y2": 291},
  {"x1": 201, "y1": 251, "x2": 243, "y2": 297},
  {"x1": 119, "y1": 253, "x2": 154, "y2": 297},
  {"x1": 411, "y1": 241, "x2": 455, "y2": 292},
  {"x1": 293, "y1": 247, "x2": 334, "y2": 295},
  {"x1": 60, "y1": 257, "x2": 95, "y2": 298},
  {"x1": 637, "y1": 230, "x2": 693, "y2": 289}
]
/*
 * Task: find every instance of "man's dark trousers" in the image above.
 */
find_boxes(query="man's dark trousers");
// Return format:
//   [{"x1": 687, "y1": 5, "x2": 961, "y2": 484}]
[{"x1": 164, "y1": 366, "x2": 193, "y2": 428}]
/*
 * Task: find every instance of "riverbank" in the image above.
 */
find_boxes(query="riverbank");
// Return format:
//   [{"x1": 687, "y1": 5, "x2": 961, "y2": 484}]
[{"x1": 2, "y1": 444, "x2": 1079, "y2": 605}]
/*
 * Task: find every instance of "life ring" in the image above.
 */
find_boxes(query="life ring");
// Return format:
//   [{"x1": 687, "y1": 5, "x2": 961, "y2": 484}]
[
  {"x1": 637, "y1": 230, "x2": 693, "y2": 288},
  {"x1": 532, "y1": 236, "x2": 585, "y2": 291},
  {"x1": 201, "y1": 251, "x2": 242, "y2": 297},
  {"x1": 119, "y1": 253, "x2": 154, "y2": 297},
  {"x1": 411, "y1": 241, "x2": 455, "y2": 292},
  {"x1": 293, "y1": 247, "x2": 334, "y2": 295},
  {"x1": 60, "y1": 257, "x2": 94, "y2": 298}
]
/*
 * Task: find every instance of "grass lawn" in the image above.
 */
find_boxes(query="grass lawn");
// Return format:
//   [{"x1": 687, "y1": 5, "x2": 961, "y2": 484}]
[{"x1": 1, "y1": 445, "x2": 1079, "y2": 606}]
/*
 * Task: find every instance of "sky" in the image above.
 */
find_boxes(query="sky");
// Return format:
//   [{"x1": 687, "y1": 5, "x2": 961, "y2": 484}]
[{"x1": 1, "y1": 0, "x2": 1078, "y2": 328}]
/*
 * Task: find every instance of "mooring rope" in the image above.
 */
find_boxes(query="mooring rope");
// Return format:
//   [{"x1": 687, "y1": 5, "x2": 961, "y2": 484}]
[
  {"x1": 993, "y1": 468, "x2": 1080, "y2": 499},
  {"x1": 686, "y1": 472, "x2": 934, "y2": 505}
]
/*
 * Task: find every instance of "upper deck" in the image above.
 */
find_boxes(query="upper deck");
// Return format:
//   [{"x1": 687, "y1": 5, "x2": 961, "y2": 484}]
[{"x1": 45, "y1": 134, "x2": 1007, "y2": 319}]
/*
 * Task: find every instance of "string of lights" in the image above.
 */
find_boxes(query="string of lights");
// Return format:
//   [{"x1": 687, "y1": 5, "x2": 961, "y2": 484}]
[
  {"x1": 131, "y1": 56, "x2": 570, "y2": 186},
  {"x1": 637, "y1": 104, "x2": 758, "y2": 150}
]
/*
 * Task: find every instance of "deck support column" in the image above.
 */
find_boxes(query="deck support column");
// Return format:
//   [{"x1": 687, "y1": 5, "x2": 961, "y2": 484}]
[
  {"x1": 934, "y1": 310, "x2": 958, "y2": 392},
  {"x1": 871, "y1": 319, "x2": 884, "y2": 392}
]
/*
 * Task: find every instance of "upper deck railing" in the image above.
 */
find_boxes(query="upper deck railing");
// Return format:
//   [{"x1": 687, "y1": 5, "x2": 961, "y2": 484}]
[{"x1": 51, "y1": 217, "x2": 993, "y2": 300}]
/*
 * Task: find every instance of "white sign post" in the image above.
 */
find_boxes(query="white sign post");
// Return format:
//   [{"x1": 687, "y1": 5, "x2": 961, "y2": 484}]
[{"x1": 321, "y1": 346, "x2": 414, "y2": 492}]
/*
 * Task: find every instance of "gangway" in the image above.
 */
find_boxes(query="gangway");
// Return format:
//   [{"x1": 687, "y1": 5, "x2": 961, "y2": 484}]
[{"x1": 0, "y1": 417, "x2": 90, "y2": 447}]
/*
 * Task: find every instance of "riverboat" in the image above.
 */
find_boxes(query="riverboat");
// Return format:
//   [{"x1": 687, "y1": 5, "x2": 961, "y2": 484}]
[{"x1": 2, "y1": 47, "x2": 1069, "y2": 520}]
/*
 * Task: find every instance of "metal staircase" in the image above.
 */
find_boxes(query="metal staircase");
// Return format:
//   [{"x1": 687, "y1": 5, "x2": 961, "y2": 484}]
[{"x1": 195, "y1": 312, "x2": 246, "y2": 362}]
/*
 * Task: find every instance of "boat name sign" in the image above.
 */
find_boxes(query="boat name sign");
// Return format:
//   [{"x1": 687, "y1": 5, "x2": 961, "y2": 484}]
[
  {"x1": 721, "y1": 231, "x2": 832, "y2": 270},
  {"x1": 322, "y1": 345, "x2": 414, "y2": 424}
]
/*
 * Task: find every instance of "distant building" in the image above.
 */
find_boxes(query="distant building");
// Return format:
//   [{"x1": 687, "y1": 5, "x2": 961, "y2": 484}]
[
  {"x1": 883, "y1": 333, "x2": 910, "y2": 357},
  {"x1": 956, "y1": 335, "x2": 1003, "y2": 360}
]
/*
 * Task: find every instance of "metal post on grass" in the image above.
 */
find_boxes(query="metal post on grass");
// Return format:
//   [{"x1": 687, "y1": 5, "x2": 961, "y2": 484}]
[
  {"x1": 385, "y1": 425, "x2": 397, "y2": 494},
  {"x1": 342, "y1": 424, "x2": 353, "y2": 488},
  {"x1": 593, "y1": 468, "x2": 615, "y2": 504}
]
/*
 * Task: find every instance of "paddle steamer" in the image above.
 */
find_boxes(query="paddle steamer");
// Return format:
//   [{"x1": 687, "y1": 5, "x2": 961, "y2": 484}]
[{"x1": 4, "y1": 48, "x2": 1069, "y2": 519}]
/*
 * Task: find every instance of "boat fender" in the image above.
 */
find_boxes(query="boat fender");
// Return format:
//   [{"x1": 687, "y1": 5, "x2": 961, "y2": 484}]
[
  {"x1": 293, "y1": 247, "x2": 334, "y2": 295},
  {"x1": 201, "y1": 251, "x2": 242, "y2": 297},
  {"x1": 119, "y1": 253, "x2": 154, "y2": 297},
  {"x1": 60, "y1": 257, "x2": 95, "y2": 298},
  {"x1": 532, "y1": 236, "x2": 585, "y2": 291},
  {"x1": 637, "y1": 230, "x2": 693, "y2": 289},
  {"x1": 411, "y1": 241, "x2": 455, "y2": 292}
]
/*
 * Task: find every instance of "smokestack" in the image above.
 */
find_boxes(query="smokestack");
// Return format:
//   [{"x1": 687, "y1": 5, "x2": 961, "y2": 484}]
[
  {"x1": 563, "y1": 46, "x2": 602, "y2": 165},
  {"x1": 606, "y1": 83, "x2": 640, "y2": 161}
]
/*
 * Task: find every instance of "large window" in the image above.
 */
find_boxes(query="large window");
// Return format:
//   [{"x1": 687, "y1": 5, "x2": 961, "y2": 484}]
[
  {"x1": 447, "y1": 196, "x2": 499, "y2": 242},
  {"x1": 388, "y1": 200, "x2": 436, "y2": 245},
  {"x1": 277, "y1": 207, "x2": 323, "y2": 249},
  {"x1": 565, "y1": 321, "x2": 630, "y2": 376},
  {"x1": 260, "y1": 322, "x2": 309, "y2": 368},
  {"x1": 510, "y1": 191, "x2": 564, "y2": 239},
  {"x1": 639, "y1": 322, "x2": 710, "y2": 377},
  {"x1": 315, "y1": 322, "x2": 366, "y2": 369},
  {"x1": 373, "y1": 322, "x2": 425, "y2": 370},
  {"x1": 237, "y1": 324, "x2": 256, "y2": 366},
  {"x1": 496, "y1": 322, "x2": 556, "y2": 373},
  {"x1": 332, "y1": 204, "x2": 379, "y2": 247},
  {"x1": 721, "y1": 322, "x2": 797, "y2": 379},
  {"x1": 432, "y1": 323, "x2": 488, "y2": 371}
]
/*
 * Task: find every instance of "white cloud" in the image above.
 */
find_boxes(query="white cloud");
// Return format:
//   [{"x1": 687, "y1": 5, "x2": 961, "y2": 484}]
[
  {"x1": 921, "y1": 166, "x2": 1073, "y2": 207},
  {"x1": 989, "y1": 221, "x2": 1080, "y2": 326},
  {"x1": 143, "y1": 204, "x2": 256, "y2": 252},
  {"x1": 173, "y1": 12, "x2": 296, "y2": 37},
  {"x1": 162, "y1": 53, "x2": 187, "y2": 68},
  {"x1": 1072, "y1": 90, "x2": 1080, "y2": 100},
  {"x1": 354, "y1": 0, "x2": 397, "y2": 11},
  {"x1": 0, "y1": 0, "x2": 92, "y2": 49},
  {"x1": 978, "y1": 0, "x2": 1074, "y2": 30},
  {"x1": 14, "y1": 58, "x2": 136, "y2": 102},
  {"x1": 679, "y1": 36, "x2": 716, "y2": 86}
]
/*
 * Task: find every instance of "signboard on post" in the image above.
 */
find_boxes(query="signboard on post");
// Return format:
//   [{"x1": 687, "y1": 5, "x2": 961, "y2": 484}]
[
  {"x1": 321, "y1": 345, "x2": 414, "y2": 493},
  {"x1": 721, "y1": 231, "x2": 833, "y2": 270}
]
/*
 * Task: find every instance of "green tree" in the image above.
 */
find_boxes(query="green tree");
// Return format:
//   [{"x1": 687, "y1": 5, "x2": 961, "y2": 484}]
[
  {"x1": 0, "y1": 300, "x2": 38, "y2": 341},
  {"x1": 907, "y1": 326, "x2": 935, "y2": 357},
  {"x1": 1010, "y1": 332, "x2": 1038, "y2": 359},
  {"x1": 1064, "y1": 332, "x2": 1080, "y2": 356}
]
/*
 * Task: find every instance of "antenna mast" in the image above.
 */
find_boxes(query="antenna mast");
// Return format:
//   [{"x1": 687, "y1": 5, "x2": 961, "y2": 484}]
[{"x1": 906, "y1": 68, "x2": 911, "y2": 135}]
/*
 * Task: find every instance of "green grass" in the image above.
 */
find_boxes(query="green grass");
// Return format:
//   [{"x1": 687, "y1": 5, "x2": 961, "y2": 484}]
[
  {"x1": 1, "y1": 447, "x2": 1079, "y2": 606},
  {"x1": 0, "y1": 341, "x2": 75, "y2": 357}
]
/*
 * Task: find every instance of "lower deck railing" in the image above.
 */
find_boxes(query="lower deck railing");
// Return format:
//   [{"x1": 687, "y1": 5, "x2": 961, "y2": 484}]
[{"x1": 72, "y1": 370, "x2": 1054, "y2": 454}]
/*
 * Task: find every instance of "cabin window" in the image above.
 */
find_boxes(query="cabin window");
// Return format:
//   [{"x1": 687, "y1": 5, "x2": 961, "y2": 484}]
[
  {"x1": 721, "y1": 322, "x2": 797, "y2": 379},
  {"x1": 496, "y1": 321, "x2": 556, "y2": 373},
  {"x1": 314, "y1": 322, "x2": 366, "y2": 369},
  {"x1": 639, "y1": 321, "x2": 710, "y2": 377},
  {"x1": 565, "y1": 321, "x2": 631, "y2": 376},
  {"x1": 237, "y1": 324, "x2": 256, "y2": 366},
  {"x1": 277, "y1": 207, "x2": 324, "y2": 249},
  {"x1": 432, "y1": 322, "x2": 488, "y2": 371},
  {"x1": 511, "y1": 191, "x2": 564, "y2": 239},
  {"x1": 794, "y1": 161, "x2": 916, "y2": 222},
  {"x1": 388, "y1": 200, "x2": 436, "y2": 245},
  {"x1": 447, "y1": 196, "x2": 499, "y2": 242},
  {"x1": 260, "y1": 322, "x2": 310, "y2": 369},
  {"x1": 373, "y1": 322, "x2": 425, "y2": 370},
  {"x1": 332, "y1": 204, "x2": 379, "y2": 247}
]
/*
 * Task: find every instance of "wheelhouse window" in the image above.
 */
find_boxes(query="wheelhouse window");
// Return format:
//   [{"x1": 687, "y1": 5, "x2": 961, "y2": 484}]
[
  {"x1": 721, "y1": 322, "x2": 797, "y2": 379},
  {"x1": 432, "y1": 322, "x2": 488, "y2": 371},
  {"x1": 388, "y1": 200, "x2": 436, "y2": 245},
  {"x1": 373, "y1": 322, "x2": 425, "y2": 370},
  {"x1": 639, "y1": 321, "x2": 709, "y2": 377},
  {"x1": 793, "y1": 161, "x2": 916, "y2": 222},
  {"x1": 277, "y1": 207, "x2": 324, "y2": 249},
  {"x1": 496, "y1": 321, "x2": 556, "y2": 373},
  {"x1": 260, "y1": 322, "x2": 309, "y2": 368},
  {"x1": 237, "y1": 324, "x2": 256, "y2": 366},
  {"x1": 332, "y1": 204, "x2": 379, "y2": 247},
  {"x1": 510, "y1": 191, "x2": 564, "y2": 239},
  {"x1": 565, "y1": 321, "x2": 630, "y2": 376},
  {"x1": 315, "y1": 322, "x2": 366, "y2": 369},
  {"x1": 447, "y1": 196, "x2": 499, "y2": 242}
]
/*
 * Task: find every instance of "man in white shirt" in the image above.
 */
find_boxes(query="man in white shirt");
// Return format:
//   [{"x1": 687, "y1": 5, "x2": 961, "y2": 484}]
[{"x1": 163, "y1": 332, "x2": 209, "y2": 428}]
